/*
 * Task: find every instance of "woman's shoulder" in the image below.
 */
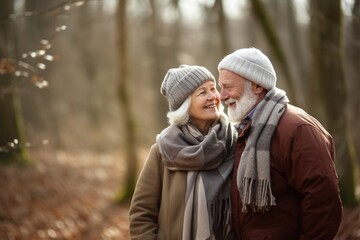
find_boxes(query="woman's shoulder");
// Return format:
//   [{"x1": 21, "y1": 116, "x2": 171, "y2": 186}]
[{"x1": 146, "y1": 143, "x2": 162, "y2": 161}]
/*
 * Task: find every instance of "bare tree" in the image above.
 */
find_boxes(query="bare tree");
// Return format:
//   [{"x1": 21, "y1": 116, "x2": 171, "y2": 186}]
[
  {"x1": 148, "y1": 0, "x2": 169, "y2": 130},
  {"x1": 309, "y1": 0, "x2": 358, "y2": 206},
  {"x1": 285, "y1": 0, "x2": 308, "y2": 107},
  {"x1": 0, "y1": 1, "x2": 30, "y2": 164},
  {"x1": 349, "y1": 0, "x2": 360, "y2": 177},
  {"x1": 249, "y1": 0, "x2": 298, "y2": 105},
  {"x1": 214, "y1": 0, "x2": 230, "y2": 55},
  {"x1": 115, "y1": 0, "x2": 139, "y2": 202}
]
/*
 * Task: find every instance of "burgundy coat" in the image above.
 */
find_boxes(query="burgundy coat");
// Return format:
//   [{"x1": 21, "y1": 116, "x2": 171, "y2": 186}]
[{"x1": 232, "y1": 104, "x2": 342, "y2": 240}]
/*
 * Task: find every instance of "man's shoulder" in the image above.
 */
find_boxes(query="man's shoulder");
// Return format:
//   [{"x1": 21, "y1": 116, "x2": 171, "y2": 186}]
[
  {"x1": 278, "y1": 104, "x2": 329, "y2": 136},
  {"x1": 280, "y1": 104, "x2": 310, "y2": 125}
]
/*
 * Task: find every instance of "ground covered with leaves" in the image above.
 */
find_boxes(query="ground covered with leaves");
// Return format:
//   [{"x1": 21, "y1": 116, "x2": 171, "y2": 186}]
[
  {"x1": 0, "y1": 150, "x2": 130, "y2": 240},
  {"x1": 0, "y1": 149, "x2": 359, "y2": 239}
]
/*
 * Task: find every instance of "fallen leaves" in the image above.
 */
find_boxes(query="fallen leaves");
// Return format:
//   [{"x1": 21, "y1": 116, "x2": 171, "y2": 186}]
[{"x1": 0, "y1": 149, "x2": 130, "y2": 240}]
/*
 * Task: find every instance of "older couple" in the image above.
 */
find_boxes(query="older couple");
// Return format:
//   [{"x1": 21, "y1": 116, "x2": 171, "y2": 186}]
[{"x1": 128, "y1": 47, "x2": 342, "y2": 240}]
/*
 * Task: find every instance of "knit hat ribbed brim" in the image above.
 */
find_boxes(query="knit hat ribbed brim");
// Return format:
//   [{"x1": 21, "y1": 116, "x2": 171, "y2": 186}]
[
  {"x1": 218, "y1": 47, "x2": 276, "y2": 90},
  {"x1": 161, "y1": 65, "x2": 215, "y2": 111}
]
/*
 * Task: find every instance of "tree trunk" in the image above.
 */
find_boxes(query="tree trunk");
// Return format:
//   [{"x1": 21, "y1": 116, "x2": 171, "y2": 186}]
[
  {"x1": 285, "y1": 0, "x2": 308, "y2": 107},
  {"x1": 115, "y1": 0, "x2": 139, "y2": 203},
  {"x1": 214, "y1": 0, "x2": 230, "y2": 55},
  {"x1": 309, "y1": 0, "x2": 358, "y2": 206},
  {"x1": 0, "y1": 1, "x2": 31, "y2": 164},
  {"x1": 349, "y1": 0, "x2": 360, "y2": 183},
  {"x1": 149, "y1": 0, "x2": 168, "y2": 130},
  {"x1": 249, "y1": 0, "x2": 298, "y2": 105}
]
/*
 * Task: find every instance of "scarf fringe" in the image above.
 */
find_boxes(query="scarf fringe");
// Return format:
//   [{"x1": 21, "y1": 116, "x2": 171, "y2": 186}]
[
  {"x1": 241, "y1": 178, "x2": 276, "y2": 213},
  {"x1": 210, "y1": 197, "x2": 232, "y2": 229}
]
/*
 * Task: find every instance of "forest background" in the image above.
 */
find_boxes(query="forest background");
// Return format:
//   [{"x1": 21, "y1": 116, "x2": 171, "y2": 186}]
[{"x1": 1, "y1": 0, "x2": 360, "y2": 239}]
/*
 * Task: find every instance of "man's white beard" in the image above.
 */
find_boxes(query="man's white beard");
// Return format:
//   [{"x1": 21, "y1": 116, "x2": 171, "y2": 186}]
[{"x1": 227, "y1": 86, "x2": 257, "y2": 123}]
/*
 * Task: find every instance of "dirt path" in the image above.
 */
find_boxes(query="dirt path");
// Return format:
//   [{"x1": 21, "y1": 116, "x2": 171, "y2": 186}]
[{"x1": 0, "y1": 149, "x2": 359, "y2": 239}]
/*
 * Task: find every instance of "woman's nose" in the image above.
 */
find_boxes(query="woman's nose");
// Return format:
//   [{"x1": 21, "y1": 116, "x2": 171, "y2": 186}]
[
  {"x1": 208, "y1": 91, "x2": 219, "y2": 100},
  {"x1": 207, "y1": 93, "x2": 215, "y2": 100}
]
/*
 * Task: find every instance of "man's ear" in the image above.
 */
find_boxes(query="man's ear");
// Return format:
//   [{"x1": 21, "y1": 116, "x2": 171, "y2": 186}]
[{"x1": 251, "y1": 83, "x2": 264, "y2": 95}]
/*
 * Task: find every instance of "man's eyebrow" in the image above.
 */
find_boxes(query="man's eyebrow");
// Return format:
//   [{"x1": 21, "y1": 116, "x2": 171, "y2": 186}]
[{"x1": 220, "y1": 82, "x2": 230, "y2": 87}]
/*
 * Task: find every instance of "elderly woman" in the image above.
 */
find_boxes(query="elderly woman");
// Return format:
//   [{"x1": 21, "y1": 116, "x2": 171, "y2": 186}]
[{"x1": 129, "y1": 65, "x2": 237, "y2": 240}]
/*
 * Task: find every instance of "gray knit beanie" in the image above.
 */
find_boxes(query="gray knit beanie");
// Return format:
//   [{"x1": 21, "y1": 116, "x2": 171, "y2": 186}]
[
  {"x1": 160, "y1": 64, "x2": 215, "y2": 111},
  {"x1": 218, "y1": 47, "x2": 276, "y2": 90}
]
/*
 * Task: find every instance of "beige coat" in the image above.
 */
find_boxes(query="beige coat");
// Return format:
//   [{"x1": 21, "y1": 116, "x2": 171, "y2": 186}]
[{"x1": 129, "y1": 143, "x2": 187, "y2": 240}]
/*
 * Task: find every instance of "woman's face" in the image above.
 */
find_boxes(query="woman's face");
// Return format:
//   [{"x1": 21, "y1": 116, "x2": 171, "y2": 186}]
[{"x1": 189, "y1": 81, "x2": 220, "y2": 128}]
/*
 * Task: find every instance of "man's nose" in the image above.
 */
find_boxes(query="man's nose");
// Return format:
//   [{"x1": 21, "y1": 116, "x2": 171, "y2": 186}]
[{"x1": 220, "y1": 89, "x2": 228, "y2": 101}]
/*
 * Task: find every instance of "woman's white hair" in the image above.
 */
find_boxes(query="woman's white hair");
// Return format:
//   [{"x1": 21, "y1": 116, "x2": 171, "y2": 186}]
[
  {"x1": 167, "y1": 97, "x2": 191, "y2": 126},
  {"x1": 166, "y1": 96, "x2": 225, "y2": 126}
]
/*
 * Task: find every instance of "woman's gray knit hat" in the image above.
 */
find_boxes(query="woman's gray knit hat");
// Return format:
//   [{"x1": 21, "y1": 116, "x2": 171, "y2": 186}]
[
  {"x1": 161, "y1": 64, "x2": 215, "y2": 111},
  {"x1": 218, "y1": 47, "x2": 276, "y2": 90}
]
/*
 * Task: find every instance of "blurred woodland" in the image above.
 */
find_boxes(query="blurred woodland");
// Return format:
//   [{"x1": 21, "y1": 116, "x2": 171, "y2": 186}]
[{"x1": 1, "y1": 0, "x2": 360, "y2": 239}]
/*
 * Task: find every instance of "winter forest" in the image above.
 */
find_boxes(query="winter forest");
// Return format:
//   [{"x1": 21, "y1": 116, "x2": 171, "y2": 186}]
[{"x1": 1, "y1": 0, "x2": 360, "y2": 239}]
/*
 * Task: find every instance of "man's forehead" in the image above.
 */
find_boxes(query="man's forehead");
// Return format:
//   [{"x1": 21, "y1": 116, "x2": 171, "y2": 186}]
[{"x1": 219, "y1": 72, "x2": 243, "y2": 84}]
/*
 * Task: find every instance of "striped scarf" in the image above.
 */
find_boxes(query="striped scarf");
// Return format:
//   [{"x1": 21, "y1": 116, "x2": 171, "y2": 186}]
[
  {"x1": 156, "y1": 113, "x2": 237, "y2": 239},
  {"x1": 237, "y1": 87, "x2": 288, "y2": 213}
]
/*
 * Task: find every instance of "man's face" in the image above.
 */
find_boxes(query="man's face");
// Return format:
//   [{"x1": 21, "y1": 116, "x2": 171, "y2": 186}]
[{"x1": 218, "y1": 70, "x2": 257, "y2": 123}]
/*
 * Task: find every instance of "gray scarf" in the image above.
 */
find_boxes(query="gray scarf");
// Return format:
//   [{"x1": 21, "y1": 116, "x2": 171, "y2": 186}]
[
  {"x1": 237, "y1": 87, "x2": 288, "y2": 213},
  {"x1": 156, "y1": 113, "x2": 237, "y2": 239}
]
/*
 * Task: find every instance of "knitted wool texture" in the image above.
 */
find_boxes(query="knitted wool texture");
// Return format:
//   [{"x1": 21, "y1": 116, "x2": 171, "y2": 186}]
[
  {"x1": 160, "y1": 65, "x2": 215, "y2": 111},
  {"x1": 218, "y1": 47, "x2": 276, "y2": 90}
]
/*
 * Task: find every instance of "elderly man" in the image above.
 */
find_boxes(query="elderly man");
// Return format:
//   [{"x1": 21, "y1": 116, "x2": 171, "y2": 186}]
[{"x1": 218, "y1": 47, "x2": 342, "y2": 240}]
